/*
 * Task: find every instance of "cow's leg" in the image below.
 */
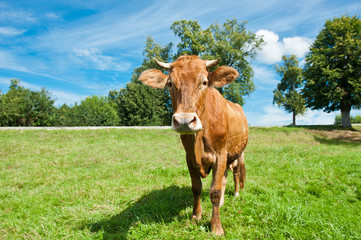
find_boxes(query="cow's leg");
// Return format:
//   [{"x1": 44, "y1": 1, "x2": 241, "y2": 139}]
[
  {"x1": 233, "y1": 152, "x2": 246, "y2": 197},
  {"x1": 210, "y1": 154, "x2": 227, "y2": 236},
  {"x1": 220, "y1": 170, "x2": 228, "y2": 207},
  {"x1": 186, "y1": 155, "x2": 202, "y2": 220}
]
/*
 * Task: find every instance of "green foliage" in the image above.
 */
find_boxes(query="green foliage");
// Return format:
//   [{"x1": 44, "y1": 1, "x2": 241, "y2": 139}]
[
  {"x1": 51, "y1": 104, "x2": 73, "y2": 126},
  {"x1": 0, "y1": 79, "x2": 55, "y2": 126},
  {"x1": 112, "y1": 36, "x2": 173, "y2": 126},
  {"x1": 303, "y1": 15, "x2": 361, "y2": 128},
  {"x1": 1, "y1": 127, "x2": 360, "y2": 238},
  {"x1": 75, "y1": 96, "x2": 120, "y2": 126},
  {"x1": 169, "y1": 19, "x2": 263, "y2": 106},
  {"x1": 131, "y1": 36, "x2": 173, "y2": 82},
  {"x1": 209, "y1": 19, "x2": 262, "y2": 106},
  {"x1": 53, "y1": 96, "x2": 120, "y2": 126},
  {"x1": 334, "y1": 114, "x2": 361, "y2": 124},
  {"x1": 273, "y1": 55, "x2": 306, "y2": 125},
  {"x1": 171, "y1": 20, "x2": 213, "y2": 56},
  {"x1": 116, "y1": 82, "x2": 171, "y2": 126}
]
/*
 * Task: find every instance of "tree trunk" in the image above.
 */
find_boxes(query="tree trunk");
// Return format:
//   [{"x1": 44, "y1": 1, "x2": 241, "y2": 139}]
[
  {"x1": 292, "y1": 110, "x2": 296, "y2": 126},
  {"x1": 341, "y1": 107, "x2": 351, "y2": 129}
]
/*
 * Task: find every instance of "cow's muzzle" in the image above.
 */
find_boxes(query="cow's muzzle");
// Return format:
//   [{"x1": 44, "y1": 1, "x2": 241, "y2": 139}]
[{"x1": 171, "y1": 113, "x2": 202, "y2": 134}]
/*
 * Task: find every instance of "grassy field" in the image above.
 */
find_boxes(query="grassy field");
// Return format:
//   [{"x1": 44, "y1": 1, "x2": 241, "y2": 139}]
[{"x1": 0, "y1": 126, "x2": 360, "y2": 239}]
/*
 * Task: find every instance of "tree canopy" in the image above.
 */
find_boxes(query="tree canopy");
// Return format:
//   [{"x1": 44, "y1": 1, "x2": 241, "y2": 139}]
[
  {"x1": 303, "y1": 15, "x2": 361, "y2": 128},
  {"x1": 170, "y1": 19, "x2": 263, "y2": 106},
  {"x1": 170, "y1": 20, "x2": 213, "y2": 56},
  {"x1": 273, "y1": 55, "x2": 306, "y2": 125},
  {"x1": 116, "y1": 36, "x2": 173, "y2": 126},
  {"x1": 115, "y1": 82, "x2": 171, "y2": 126},
  {"x1": 0, "y1": 79, "x2": 55, "y2": 126}
]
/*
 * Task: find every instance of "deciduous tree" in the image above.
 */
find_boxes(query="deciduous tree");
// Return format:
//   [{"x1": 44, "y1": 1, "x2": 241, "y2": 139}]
[
  {"x1": 209, "y1": 19, "x2": 263, "y2": 105},
  {"x1": 303, "y1": 15, "x2": 361, "y2": 128},
  {"x1": 117, "y1": 82, "x2": 170, "y2": 126},
  {"x1": 273, "y1": 55, "x2": 306, "y2": 125},
  {"x1": 114, "y1": 36, "x2": 172, "y2": 126},
  {"x1": 0, "y1": 79, "x2": 55, "y2": 126},
  {"x1": 170, "y1": 19, "x2": 263, "y2": 105},
  {"x1": 73, "y1": 96, "x2": 120, "y2": 126}
]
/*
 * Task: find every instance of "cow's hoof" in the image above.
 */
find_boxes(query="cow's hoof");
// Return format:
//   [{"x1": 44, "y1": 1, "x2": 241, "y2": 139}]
[
  {"x1": 234, "y1": 192, "x2": 240, "y2": 197},
  {"x1": 212, "y1": 226, "x2": 224, "y2": 236},
  {"x1": 192, "y1": 214, "x2": 202, "y2": 220}
]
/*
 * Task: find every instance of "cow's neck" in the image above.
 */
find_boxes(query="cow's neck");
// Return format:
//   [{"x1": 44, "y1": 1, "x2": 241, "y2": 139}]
[{"x1": 180, "y1": 88, "x2": 229, "y2": 177}]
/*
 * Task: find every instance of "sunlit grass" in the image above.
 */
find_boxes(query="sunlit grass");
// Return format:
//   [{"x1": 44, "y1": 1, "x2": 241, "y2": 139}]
[{"x1": 0, "y1": 127, "x2": 360, "y2": 239}]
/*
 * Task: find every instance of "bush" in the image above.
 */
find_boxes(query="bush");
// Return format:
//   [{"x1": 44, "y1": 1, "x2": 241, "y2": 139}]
[
  {"x1": 334, "y1": 114, "x2": 361, "y2": 124},
  {"x1": 52, "y1": 96, "x2": 120, "y2": 126}
]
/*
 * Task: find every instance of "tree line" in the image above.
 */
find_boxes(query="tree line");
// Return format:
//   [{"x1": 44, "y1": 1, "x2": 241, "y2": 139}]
[{"x1": 0, "y1": 16, "x2": 360, "y2": 128}]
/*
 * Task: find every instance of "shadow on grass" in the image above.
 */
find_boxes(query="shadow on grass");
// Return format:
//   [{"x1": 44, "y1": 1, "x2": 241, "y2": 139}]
[
  {"x1": 313, "y1": 135, "x2": 361, "y2": 146},
  {"x1": 292, "y1": 125, "x2": 361, "y2": 145},
  {"x1": 85, "y1": 185, "x2": 192, "y2": 239}
]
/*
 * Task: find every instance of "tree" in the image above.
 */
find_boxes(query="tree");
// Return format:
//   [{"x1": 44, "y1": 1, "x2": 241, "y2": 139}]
[
  {"x1": 51, "y1": 104, "x2": 73, "y2": 126},
  {"x1": 114, "y1": 36, "x2": 173, "y2": 126},
  {"x1": 170, "y1": 20, "x2": 213, "y2": 56},
  {"x1": 273, "y1": 55, "x2": 306, "y2": 125},
  {"x1": 303, "y1": 15, "x2": 361, "y2": 128},
  {"x1": 0, "y1": 79, "x2": 55, "y2": 126},
  {"x1": 117, "y1": 82, "x2": 170, "y2": 126},
  {"x1": 131, "y1": 36, "x2": 173, "y2": 82},
  {"x1": 170, "y1": 19, "x2": 263, "y2": 105},
  {"x1": 208, "y1": 19, "x2": 263, "y2": 105},
  {"x1": 72, "y1": 96, "x2": 120, "y2": 126}
]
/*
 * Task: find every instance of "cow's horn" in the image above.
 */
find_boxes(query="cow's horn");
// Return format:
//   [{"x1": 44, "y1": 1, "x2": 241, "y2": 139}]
[
  {"x1": 206, "y1": 58, "x2": 220, "y2": 68},
  {"x1": 153, "y1": 58, "x2": 171, "y2": 69}
]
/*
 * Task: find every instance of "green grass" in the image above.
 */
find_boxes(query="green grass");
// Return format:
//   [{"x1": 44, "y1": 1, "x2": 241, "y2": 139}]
[{"x1": 0, "y1": 127, "x2": 360, "y2": 239}]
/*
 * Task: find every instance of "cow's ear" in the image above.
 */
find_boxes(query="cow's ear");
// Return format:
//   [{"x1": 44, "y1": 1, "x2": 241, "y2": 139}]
[
  {"x1": 139, "y1": 69, "x2": 168, "y2": 89},
  {"x1": 209, "y1": 66, "x2": 239, "y2": 87}
]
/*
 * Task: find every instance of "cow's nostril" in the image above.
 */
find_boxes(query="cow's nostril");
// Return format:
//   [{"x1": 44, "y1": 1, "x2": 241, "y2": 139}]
[{"x1": 189, "y1": 116, "x2": 197, "y2": 125}]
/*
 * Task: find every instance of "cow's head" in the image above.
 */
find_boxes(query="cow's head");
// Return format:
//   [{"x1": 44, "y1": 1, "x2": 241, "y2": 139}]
[{"x1": 139, "y1": 55, "x2": 239, "y2": 134}]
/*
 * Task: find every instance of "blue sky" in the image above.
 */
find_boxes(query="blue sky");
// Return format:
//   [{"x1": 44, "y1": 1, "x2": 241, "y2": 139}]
[{"x1": 1, "y1": 0, "x2": 360, "y2": 126}]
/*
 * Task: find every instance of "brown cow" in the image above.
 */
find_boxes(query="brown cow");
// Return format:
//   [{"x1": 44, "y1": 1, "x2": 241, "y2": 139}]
[{"x1": 139, "y1": 55, "x2": 248, "y2": 235}]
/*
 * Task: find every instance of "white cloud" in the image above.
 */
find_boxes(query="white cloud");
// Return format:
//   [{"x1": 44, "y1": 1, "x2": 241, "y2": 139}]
[
  {"x1": 298, "y1": 110, "x2": 337, "y2": 125},
  {"x1": 73, "y1": 48, "x2": 131, "y2": 72},
  {"x1": 252, "y1": 64, "x2": 278, "y2": 87},
  {"x1": 283, "y1": 37, "x2": 313, "y2": 57},
  {"x1": 0, "y1": 49, "x2": 30, "y2": 73},
  {"x1": 247, "y1": 104, "x2": 340, "y2": 126},
  {"x1": 0, "y1": 27, "x2": 26, "y2": 36},
  {"x1": 256, "y1": 30, "x2": 284, "y2": 64},
  {"x1": 256, "y1": 30, "x2": 313, "y2": 64},
  {"x1": 51, "y1": 90, "x2": 87, "y2": 106},
  {"x1": 45, "y1": 13, "x2": 60, "y2": 20},
  {"x1": 0, "y1": 4, "x2": 37, "y2": 23},
  {"x1": 259, "y1": 105, "x2": 292, "y2": 126}
]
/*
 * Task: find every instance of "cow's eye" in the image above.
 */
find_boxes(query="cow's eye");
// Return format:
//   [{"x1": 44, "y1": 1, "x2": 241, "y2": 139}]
[{"x1": 202, "y1": 80, "x2": 208, "y2": 86}]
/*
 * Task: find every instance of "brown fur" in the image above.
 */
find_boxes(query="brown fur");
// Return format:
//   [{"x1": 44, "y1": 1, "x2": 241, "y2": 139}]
[{"x1": 139, "y1": 55, "x2": 248, "y2": 235}]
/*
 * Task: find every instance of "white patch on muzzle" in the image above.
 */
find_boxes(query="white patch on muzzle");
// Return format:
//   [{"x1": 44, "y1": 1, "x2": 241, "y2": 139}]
[{"x1": 171, "y1": 112, "x2": 202, "y2": 134}]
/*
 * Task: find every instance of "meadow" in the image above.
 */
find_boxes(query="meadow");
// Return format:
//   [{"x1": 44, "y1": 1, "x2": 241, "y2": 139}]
[{"x1": 0, "y1": 126, "x2": 360, "y2": 239}]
